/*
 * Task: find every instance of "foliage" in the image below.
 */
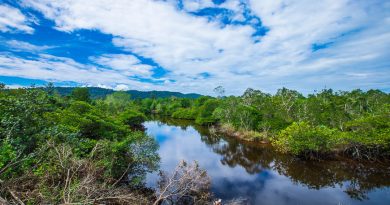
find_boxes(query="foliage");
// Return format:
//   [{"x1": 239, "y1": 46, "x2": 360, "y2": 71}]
[
  {"x1": 172, "y1": 108, "x2": 197, "y2": 119},
  {"x1": 195, "y1": 99, "x2": 220, "y2": 125},
  {"x1": 0, "y1": 87, "x2": 159, "y2": 204},
  {"x1": 136, "y1": 87, "x2": 390, "y2": 159},
  {"x1": 273, "y1": 122, "x2": 339, "y2": 157},
  {"x1": 71, "y1": 87, "x2": 91, "y2": 102},
  {"x1": 341, "y1": 113, "x2": 390, "y2": 159},
  {"x1": 52, "y1": 86, "x2": 202, "y2": 99},
  {"x1": 0, "y1": 84, "x2": 389, "y2": 203},
  {"x1": 119, "y1": 109, "x2": 147, "y2": 128},
  {"x1": 104, "y1": 91, "x2": 133, "y2": 113},
  {"x1": 2, "y1": 141, "x2": 154, "y2": 204}
]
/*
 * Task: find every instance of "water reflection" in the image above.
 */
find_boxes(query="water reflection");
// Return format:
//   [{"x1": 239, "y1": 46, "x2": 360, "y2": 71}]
[{"x1": 145, "y1": 117, "x2": 390, "y2": 205}]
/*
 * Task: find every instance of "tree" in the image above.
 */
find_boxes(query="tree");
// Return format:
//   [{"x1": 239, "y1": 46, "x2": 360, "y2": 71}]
[
  {"x1": 119, "y1": 109, "x2": 146, "y2": 128},
  {"x1": 45, "y1": 82, "x2": 55, "y2": 96},
  {"x1": 196, "y1": 99, "x2": 219, "y2": 124},
  {"x1": 213, "y1": 86, "x2": 225, "y2": 98},
  {"x1": 275, "y1": 88, "x2": 302, "y2": 119},
  {"x1": 105, "y1": 91, "x2": 132, "y2": 113},
  {"x1": 71, "y1": 87, "x2": 91, "y2": 102},
  {"x1": 273, "y1": 122, "x2": 339, "y2": 158}
]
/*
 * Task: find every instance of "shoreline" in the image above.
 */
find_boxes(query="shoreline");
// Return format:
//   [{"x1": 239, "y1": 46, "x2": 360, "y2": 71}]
[{"x1": 207, "y1": 122, "x2": 390, "y2": 162}]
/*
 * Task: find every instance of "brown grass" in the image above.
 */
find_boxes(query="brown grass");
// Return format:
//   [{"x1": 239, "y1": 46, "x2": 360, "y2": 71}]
[{"x1": 212, "y1": 123, "x2": 271, "y2": 143}]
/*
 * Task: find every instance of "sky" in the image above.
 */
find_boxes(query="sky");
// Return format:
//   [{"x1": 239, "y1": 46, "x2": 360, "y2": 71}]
[{"x1": 0, "y1": 0, "x2": 389, "y2": 95}]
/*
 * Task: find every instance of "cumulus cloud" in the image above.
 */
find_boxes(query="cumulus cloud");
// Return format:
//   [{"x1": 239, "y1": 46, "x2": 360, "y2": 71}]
[
  {"x1": 0, "y1": 52, "x2": 167, "y2": 91},
  {"x1": 91, "y1": 54, "x2": 154, "y2": 77},
  {"x1": 0, "y1": 4, "x2": 34, "y2": 33},
  {"x1": 2, "y1": 0, "x2": 389, "y2": 94}
]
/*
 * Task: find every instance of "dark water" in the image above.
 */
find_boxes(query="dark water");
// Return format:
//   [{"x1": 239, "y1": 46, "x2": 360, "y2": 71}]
[{"x1": 144, "y1": 118, "x2": 390, "y2": 205}]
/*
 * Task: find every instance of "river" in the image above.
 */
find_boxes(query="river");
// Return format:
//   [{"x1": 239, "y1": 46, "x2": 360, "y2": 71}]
[{"x1": 144, "y1": 118, "x2": 390, "y2": 205}]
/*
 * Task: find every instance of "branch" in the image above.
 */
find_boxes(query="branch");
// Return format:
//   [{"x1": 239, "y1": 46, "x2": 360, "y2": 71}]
[
  {"x1": 8, "y1": 189, "x2": 25, "y2": 205},
  {"x1": 112, "y1": 163, "x2": 132, "y2": 187}
]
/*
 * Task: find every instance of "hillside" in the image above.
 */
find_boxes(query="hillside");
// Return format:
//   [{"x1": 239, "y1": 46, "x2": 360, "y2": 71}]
[{"x1": 51, "y1": 87, "x2": 202, "y2": 99}]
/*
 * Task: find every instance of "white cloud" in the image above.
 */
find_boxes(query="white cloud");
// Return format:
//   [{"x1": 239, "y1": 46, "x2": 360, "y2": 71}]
[
  {"x1": 91, "y1": 54, "x2": 154, "y2": 77},
  {"x1": 5, "y1": 40, "x2": 52, "y2": 51},
  {"x1": 0, "y1": 53, "x2": 168, "y2": 91},
  {"x1": 12, "y1": 0, "x2": 390, "y2": 94},
  {"x1": 0, "y1": 4, "x2": 34, "y2": 33},
  {"x1": 4, "y1": 84, "x2": 24, "y2": 89},
  {"x1": 114, "y1": 84, "x2": 129, "y2": 91},
  {"x1": 181, "y1": 0, "x2": 215, "y2": 12}
]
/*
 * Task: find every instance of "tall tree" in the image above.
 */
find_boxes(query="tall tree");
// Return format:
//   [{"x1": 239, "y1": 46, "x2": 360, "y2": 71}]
[{"x1": 71, "y1": 87, "x2": 91, "y2": 102}]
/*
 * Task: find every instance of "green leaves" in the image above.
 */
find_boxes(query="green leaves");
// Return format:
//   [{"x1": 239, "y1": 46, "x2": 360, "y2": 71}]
[
  {"x1": 70, "y1": 87, "x2": 91, "y2": 102},
  {"x1": 0, "y1": 140, "x2": 16, "y2": 169},
  {"x1": 273, "y1": 122, "x2": 339, "y2": 156},
  {"x1": 172, "y1": 108, "x2": 197, "y2": 119},
  {"x1": 195, "y1": 99, "x2": 220, "y2": 125},
  {"x1": 119, "y1": 109, "x2": 146, "y2": 128},
  {"x1": 0, "y1": 86, "x2": 159, "y2": 197}
]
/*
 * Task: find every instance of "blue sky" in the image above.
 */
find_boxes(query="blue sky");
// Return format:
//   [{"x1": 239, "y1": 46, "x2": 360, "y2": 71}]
[{"x1": 0, "y1": 0, "x2": 389, "y2": 95}]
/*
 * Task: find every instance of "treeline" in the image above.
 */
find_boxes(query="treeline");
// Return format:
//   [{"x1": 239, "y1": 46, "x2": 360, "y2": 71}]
[
  {"x1": 157, "y1": 117, "x2": 390, "y2": 201},
  {"x1": 137, "y1": 87, "x2": 390, "y2": 160},
  {"x1": 42, "y1": 86, "x2": 202, "y2": 99},
  {"x1": 1, "y1": 84, "x2": 389, "y2": 202},
  {"x1": 0, "y1": 85, "x2": 214, "y2": 204}
]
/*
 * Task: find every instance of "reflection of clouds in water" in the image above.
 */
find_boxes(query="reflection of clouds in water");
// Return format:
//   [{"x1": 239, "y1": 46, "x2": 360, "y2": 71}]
[
  {"x1": 144, "y1": 121, "x2": 390, "y2": 205},
  {"x1": 145, "y1": 121, "x2": 256, "y2": 188},
  {"x1": 253, "y1": 172, "x2": 348, "y2": 205}
]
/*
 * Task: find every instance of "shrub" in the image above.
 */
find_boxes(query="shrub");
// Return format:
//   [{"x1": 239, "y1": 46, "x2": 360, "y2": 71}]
[
  {"x1": 195, "y1": 99, "x2": 219, "y2": 125},
  {"x1": 230, "y1": 105, "x2": 260, "y2": 131},
  {"x1": 172, "y1": 108, "x2": 197, "y2": 119},
  {"x1": 119, "y1": 109, "x2": 146, "y2": 128},
  {"x1": 341, "y1": 114, "x2": 390, "y2": 159},
  {"x1": 273, "y1": 122, "x2": 339, "y2": 157},
  {"x1": 70, "y1": 87, "x2": 91, "y2": 102},
  {"x1": 104, "y1": 91, "x2": 132, "y2": 113}
]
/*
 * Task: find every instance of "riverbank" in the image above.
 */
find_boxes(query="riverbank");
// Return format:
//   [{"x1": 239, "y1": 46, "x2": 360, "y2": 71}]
[
  {"x1": 210, "y1": 123, "x2": 271, "y2": 144},
  {"x1": 208, "y1": 122, "x2": 390, "y2": 161},
  {"x1": 140, "y1": 88, "x2": 389, "y2": 162},
  {"x1": 144, "y1": 119, "x2": 390, "y2": 205}
]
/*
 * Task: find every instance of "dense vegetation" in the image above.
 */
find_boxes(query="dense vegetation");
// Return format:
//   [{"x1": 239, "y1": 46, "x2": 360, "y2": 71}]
[
  {"x1": 46, "y1": 86, "x2": 202, "y2": 99},
  {"x1": 0, "y1": 85, "x2": 213, "y2": 204},
  {"x1": 154, "y1": 117, "x2": 390, "y2": 201},
  {"x1": 1, "y1": 83, "x2": 389, "y2": 203},
  {"x1": 138, "y1": 87, "x2": 390, "y2": 160}
]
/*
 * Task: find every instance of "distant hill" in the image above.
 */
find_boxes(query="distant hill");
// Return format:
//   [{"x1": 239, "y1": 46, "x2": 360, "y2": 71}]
[{"x1": 52, "y1": 87, "x2": 202, "y2": 99}]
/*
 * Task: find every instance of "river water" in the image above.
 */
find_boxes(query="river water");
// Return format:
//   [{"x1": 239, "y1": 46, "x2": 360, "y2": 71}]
[{"x1": 144, "y1": 118, "x2": 390, "y2": 205}]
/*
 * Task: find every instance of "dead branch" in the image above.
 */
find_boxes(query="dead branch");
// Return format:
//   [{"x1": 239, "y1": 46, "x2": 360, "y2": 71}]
[{"x1": 153, "y1": 160, "x2": 211, "y2": 205}]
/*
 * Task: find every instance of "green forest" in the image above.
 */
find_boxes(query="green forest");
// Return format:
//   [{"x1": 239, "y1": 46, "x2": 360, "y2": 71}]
[
  {"x1": 0, "y1": 84, "x2": 389, "y2": 204},
  {"x1": 139, "y1": 87, "x2": 390, "y2": 160}
]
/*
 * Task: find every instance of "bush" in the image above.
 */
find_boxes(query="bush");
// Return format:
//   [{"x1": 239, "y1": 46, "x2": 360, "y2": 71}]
[
  {"x1": 340, "y1": 114, "x2": 390, "y2": 159},
  {"x1": 260, "y1": 115, "x2": 291, "y2": 131},
  {"x1": 104, "y1": 91, "x2": 132, "y2": 113},
  {"x1": 273, "y1": 122, "x2": 339, "y2": 157},
  {"x1": 68, "y1": 100, "x2": 92, "y2": 114},
  {"x1": 119, "y1": 109, "x2": 146, "y2": 128},
  {"x1": 195, "y1": 99, "x2": 219, "y2": 125},
  {"x1": 71, "y1": 87, "x2": 91, "y2": 102},
  {"x1": 172, "y1": 108, "x2": 197, "y2": 119},
  {"x1": 231, "y1": 105, "x2": 261, "y2": 131}
]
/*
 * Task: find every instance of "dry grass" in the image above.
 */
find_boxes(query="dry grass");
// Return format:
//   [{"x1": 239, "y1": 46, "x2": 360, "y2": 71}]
[{"x1": 214, "y1": 123, "x2": 270, "y2": 143}]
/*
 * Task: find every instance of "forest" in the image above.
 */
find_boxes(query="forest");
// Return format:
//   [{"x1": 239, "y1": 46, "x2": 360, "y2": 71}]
[
  {"x1": 138, "y1": 86, "x2": 390, "y2": 160},
  {"x1": 0, "y1": 84, "x2": 389, "y2": 204},
  {"x1": 0, "y1": 84, "x2": 211, "y2": 204}
]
